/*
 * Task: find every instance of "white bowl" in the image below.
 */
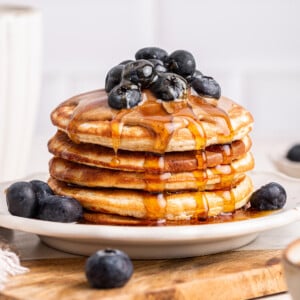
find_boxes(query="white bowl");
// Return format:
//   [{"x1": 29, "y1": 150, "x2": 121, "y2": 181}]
[{"x1": 272, "y1": 153, "x2": 300, "y2": 178}]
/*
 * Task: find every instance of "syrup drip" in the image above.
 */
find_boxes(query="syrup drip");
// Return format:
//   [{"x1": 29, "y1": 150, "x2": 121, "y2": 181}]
[
  {"x1": 192, "y1": 170, "x2": 208, "y2": 191},
  {"x1": 194, "y1": 192, "x2": 209, "y2": 219},
  {"x1": 195, "y1": 150, "x2": 207, "y2": 170},
  {"x1": 111, "y1": 112, "x2": 126, "y2": 153},
  {"x1": 143, "y1": 152, "x2": 167, "y2": 192},
  {"x1": 143, "y1": 173, "x2": 171, "y2": 192},
  {"x1": 189, "y1": 94, "x2": 233, "y2": 144},
  {"x1": 143, "y1": 153, "x2": 165, "y2": 173},
  {"x1": 110, "y1": 156, "x2": 120, "y2": 167},
  {"x1": 143, "y1": 193, "x2": 166, "y2": 219},
  {"x1": 217, "y1": 189, "x2": 236, "y2": 213},
  {"x1": 67, "y1": 91, "x2": 110, "y2": 143},
  {"x1": 222, "y1": 144, "x2": 232, "y2": 161}
]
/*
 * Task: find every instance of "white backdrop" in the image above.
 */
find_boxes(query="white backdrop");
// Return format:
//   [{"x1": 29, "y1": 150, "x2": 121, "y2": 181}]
[{"x1": 1, "y1": 0, "x2": 300, "y2": 175}]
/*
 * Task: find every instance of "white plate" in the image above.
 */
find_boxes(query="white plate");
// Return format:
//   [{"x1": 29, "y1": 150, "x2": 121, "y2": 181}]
[{"x1": 1, "y1": 172, "x2": 300, "y2": 259}]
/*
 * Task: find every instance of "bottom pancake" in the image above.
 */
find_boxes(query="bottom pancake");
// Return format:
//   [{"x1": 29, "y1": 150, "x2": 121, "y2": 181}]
[
  {"x1": 48, "y1": 175, "x2": 253, "y2": 221},
  {"x1": 83, "y1": 208, "x2": 273, "y2": 226}
]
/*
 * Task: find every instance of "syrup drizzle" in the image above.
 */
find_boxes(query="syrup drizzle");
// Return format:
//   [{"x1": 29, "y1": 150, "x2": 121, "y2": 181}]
[{"x1": 65, "y1": 89, "x2": 239, "y2": 220}]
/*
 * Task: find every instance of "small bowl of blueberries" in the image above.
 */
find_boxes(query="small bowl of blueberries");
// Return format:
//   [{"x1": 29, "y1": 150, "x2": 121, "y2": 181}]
[{"x1": 272, "y1": 144, "x2": 300, "y2": 178}]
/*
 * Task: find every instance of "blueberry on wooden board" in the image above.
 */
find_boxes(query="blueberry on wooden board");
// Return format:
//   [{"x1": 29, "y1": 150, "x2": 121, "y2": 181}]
[{"x1": 85, "y1": 249, "x2": 133, "y2": 289}]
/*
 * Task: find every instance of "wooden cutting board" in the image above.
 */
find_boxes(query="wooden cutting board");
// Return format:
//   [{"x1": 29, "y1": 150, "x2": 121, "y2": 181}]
[{"x1": 1, "y1": 250, "x2": 287, "y2": 300}]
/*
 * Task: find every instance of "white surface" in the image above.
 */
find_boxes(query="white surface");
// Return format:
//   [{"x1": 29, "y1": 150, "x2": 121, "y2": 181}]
[{"x1": 1, "y1": 171, "x2": 300, "y2": 260}]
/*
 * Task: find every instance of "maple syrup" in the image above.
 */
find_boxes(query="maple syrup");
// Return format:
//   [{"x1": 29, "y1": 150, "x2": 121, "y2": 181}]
[
  {"x1": 60, "y1": 88, "x2": 252, "y2": 223},
  {"x1": 66, "y1": 89, "x2": 234, "y2": 154},
  {"x1": 81, "y1": 208, "x2": 276, "y2": 226}
]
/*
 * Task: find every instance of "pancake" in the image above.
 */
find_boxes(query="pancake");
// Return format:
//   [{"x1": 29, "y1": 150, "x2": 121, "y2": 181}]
[
  {"x1": 49, "y1": 152, "x2": 254, "y2": 192},
  {"x1": 48, "y1": 175, "x2": 253, "y2": 220},
  {"x1": 51, "y1": 89, "x2": 253, "y2": 153},
  {"x1": 48, "y1": 130, "x2": 252, "y2": 173}
]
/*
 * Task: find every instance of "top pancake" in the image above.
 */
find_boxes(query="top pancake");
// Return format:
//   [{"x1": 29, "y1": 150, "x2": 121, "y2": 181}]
[{"x1": 51, "y1": 89, "x2": 253, "y2": 153}]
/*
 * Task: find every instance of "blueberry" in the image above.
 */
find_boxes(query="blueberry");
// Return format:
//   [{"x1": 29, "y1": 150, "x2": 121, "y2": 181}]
[
  {"x1": 119, "y1": 60, "x2": 134, "y2": 66},
  {"x1": 186, "y1": 70, "x2": 203, "y2": 83},
  {"x1": 150, "y1": 72, "x2": 187, "y2": 101},
  {"x1": 6, "y1": 182, "x2": 38, "y2": 218},
  {"x1": 108, "y1": 81, "x2": 142, "y2": 110},
  {"x1": 105, "y1": 65, "x2": 124, "y2": 93},
  {"x1": 135, "y1": 47, "x2": 168, "y2": 62},
  {"x1": 37, "y1": 195, "x2": 83, "y2": 222},
  {"x1": 30, "y1": 180, "x2": 53, "y2": 204},
  {"x1": 165, "y1": 50, "x2": 196, "y2": 77},
  {"x1": 122, "y1": 60, "x2": 156, "y2": 88},
  {"x1": 286, "y1": 144, "x2": 300, "y2": 162},
  {"x1": 148, "y1": 59, "x2": 167, "y2": 73},
  {"x1": 250, "y1": 182, "x2": 287, "y2": 210},
  {"x1": 85, "y1": 249, "x2": 133, "y2": 289},
  {"x1": 191, "y1": 76, "x2": 221, "y2": 99}
]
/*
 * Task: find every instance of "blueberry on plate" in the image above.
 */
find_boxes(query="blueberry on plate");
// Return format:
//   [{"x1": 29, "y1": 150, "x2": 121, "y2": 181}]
[
  {"x1": 186, "y1": 69, "x2": 203, "y2": 84},
  {"x1": 37, "y1": 195, "x2": 83, "y2": 223},
  {"x1": 85, "y1": 249, "x2": 133, "y2": 289},
  {"x1": 122, "y1": 60, "x2": 156, "y2": 88},
  {"x1": 191, "y1": 75, "x2": 221, "y2": 99},
  {"x1": 165, "y1": 50, "x2": 196, "y2": 78},
  {"x1": 148, "y1": 59, "x2": 167, "y2": 73},
  {"x1": 105, "y1": 65, "x2": 124, "y2": 93},
  {"x1": 30, "y1": 180, "x2": 54, "y2": 204},
  {"x1": 108, "y1": 81, "x2": 142, "y2": 109},
  {"x1": 135, "y1": 47, "x2": 168, "y2": 62},
  {"x1": 150, "y1": 72, "x2": 187, "y2": 101},
  {"x1": 250, "y1": 182, "x2": 287, "y2": 210},
  {"x1": 286, "y1": 144, "x2": 300, "y2": 162},
  {"x1": 6, "y1": 181, "x2": 38, "y2": 218}
]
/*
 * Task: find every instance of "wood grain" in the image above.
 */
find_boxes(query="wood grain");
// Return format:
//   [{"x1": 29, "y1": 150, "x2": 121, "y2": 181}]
[{"x1": 0, "y1": 250, "x2": 287, "y2": 300}]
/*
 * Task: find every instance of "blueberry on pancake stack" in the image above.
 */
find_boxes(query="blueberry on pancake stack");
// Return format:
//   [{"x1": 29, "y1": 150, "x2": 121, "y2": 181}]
[{"x1": 48, "y1": 48, "x2": 254, "y2": 225}]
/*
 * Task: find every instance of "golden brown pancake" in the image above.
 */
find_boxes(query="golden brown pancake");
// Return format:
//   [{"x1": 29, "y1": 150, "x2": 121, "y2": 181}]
[
  {"x1": 51, "y1": 89, "x2": 253, "y2": 153},
  {"x1": 49, "y1": 153, "x2": 254, "y2": 192},
  {"x1": 49, "y1": 87, "x2": 255, "y2": 222},
  {"x1": 48, "y1": 130, "x2": 252, "y2": 173},
  {"x1": 48, "y1": 175, "x2": 253, "y2": 220}
]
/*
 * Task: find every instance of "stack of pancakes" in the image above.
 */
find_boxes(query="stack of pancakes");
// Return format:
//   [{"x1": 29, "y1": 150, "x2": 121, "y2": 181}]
[{"x1": 48, "y1": 89, "x2": 254, "y2": 224}]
